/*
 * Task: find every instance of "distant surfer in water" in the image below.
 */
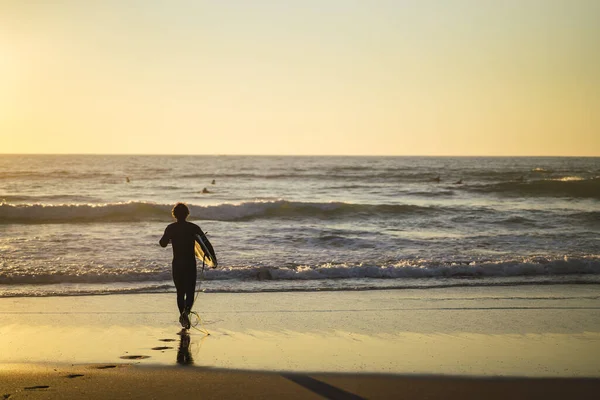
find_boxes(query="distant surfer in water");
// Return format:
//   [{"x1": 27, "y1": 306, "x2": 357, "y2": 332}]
[{"x1": 159, "y1": 203, "x2": 212, "y2": 330}]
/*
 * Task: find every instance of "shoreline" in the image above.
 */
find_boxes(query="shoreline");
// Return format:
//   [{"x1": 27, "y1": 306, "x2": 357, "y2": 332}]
[
  {"x1": 1, "y1": 286, "x2": 599, "y2": 377},
  {"x1": 2, "y1": 275, "x2": 600, "y2": 299},
  {"x1": 1, "y1": 286, "x2": 600, "y2": 398}
]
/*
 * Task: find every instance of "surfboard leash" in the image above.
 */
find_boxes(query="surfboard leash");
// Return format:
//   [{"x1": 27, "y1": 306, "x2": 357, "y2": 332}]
[{"x1": 190, "y1": 257, "x2": 210, "y2": 335}]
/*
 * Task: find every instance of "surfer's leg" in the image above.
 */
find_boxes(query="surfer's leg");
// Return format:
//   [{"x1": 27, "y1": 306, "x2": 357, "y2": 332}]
[
  {"x1": 172, "y1": 264, "x2": 185, "y2": 314},
  {"x1": 184, "y1": 266, "x2": 197, "y2": 312}
]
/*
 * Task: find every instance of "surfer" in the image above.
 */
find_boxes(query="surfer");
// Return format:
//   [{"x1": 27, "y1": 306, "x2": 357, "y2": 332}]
[{"x1": 159, "y1": 203, "x2": 213, "y2": 329}]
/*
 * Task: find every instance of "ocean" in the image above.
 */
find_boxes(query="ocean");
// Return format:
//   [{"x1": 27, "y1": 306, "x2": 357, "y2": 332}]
[{"x1": 1, "y1": 155, "x2": 599, "y2": 298}]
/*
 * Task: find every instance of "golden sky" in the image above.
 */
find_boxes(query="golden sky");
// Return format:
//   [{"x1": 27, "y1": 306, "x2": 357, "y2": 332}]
[{"x1": 1, "y1": 1, "x2": 599, "y2": 155}]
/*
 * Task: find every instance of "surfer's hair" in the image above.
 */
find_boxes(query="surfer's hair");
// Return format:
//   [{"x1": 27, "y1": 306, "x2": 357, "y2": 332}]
[{"x1": 172, "y1": 203, "x2": 189, "y2": 220}]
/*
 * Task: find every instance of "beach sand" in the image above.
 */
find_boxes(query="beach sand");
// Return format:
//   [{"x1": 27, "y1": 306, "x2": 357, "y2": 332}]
[
  {"x1": 2, "y1": 364, "x2": 600, "y2": 400},
  {"x1": 1, "y1": 286, "x2": 599, "y2": 398}
]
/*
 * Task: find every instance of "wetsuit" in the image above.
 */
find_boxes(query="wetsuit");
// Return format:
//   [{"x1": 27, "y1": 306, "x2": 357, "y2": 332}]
[{"x1": 159, "y1": 220, "x2": 202, "y2": 314}]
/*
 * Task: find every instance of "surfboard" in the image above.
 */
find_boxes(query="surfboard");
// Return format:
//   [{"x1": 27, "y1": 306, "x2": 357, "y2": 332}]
[{"x1": 194, "y1": 232, "x2": 217, "y2": 268}]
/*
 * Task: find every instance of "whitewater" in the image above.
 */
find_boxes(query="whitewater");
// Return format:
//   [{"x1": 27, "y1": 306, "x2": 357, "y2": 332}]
[{"x1": 1, "y1": 155, "x2": 599, "y2": 297}]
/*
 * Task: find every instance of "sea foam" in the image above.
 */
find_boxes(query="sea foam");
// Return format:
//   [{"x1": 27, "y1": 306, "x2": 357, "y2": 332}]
[{"x1": 2, "y1": 256, "x2": 598, "y2": 286}]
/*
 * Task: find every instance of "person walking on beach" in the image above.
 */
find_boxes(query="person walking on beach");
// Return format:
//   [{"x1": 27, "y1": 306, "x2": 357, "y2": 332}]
[{"x1": 159, "y1": 203, "x2": 209, "y2": 329}]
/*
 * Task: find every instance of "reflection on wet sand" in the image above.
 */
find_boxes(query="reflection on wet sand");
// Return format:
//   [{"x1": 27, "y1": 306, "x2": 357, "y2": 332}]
[{"x1": 177, "y1": 331, "x2": 193, "y2": 366}]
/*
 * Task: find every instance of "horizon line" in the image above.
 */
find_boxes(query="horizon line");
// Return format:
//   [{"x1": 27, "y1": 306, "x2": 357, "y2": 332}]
[{"x1": 0, "y1": 153, "x2": 598, "y2": 158}]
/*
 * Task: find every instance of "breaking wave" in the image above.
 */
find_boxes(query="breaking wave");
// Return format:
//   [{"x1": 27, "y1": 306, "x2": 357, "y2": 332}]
[
  {"x1": 0, "y1": 200, "x2": 441, "y2": 224},
  {"x1": 466, "y1": 178, "x2": 600, "y2": 199},
  {"x1": 211, "y1": 257, "x2": 600, "y2": 281},
  {"x1": 1, "y1": 256, "x2": 598, "y2": 286}
]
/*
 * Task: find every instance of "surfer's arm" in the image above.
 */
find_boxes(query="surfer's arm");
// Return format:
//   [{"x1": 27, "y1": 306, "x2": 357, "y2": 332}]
[{"x1": 159, "y1": 227, "x2": 171, "y2": 247}]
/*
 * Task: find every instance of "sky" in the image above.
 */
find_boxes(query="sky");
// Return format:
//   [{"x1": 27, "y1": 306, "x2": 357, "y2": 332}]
[{"x1": 1, "y1": 0, "x2": 599, "y2": 156}]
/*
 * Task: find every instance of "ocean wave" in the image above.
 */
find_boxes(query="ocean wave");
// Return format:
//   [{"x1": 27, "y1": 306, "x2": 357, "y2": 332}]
[
  {"x1": 570, "y1": 211, "x2": 600, "y2": 224},
  {"x1": 1, "y1": 194, "x2": 102, "y2": 204},
  {"x1": 466, "y1": 178, "x2": 600, "y2": 199},
  {"x1": 0, "y1": 201, "x2": 172, "y2": 224},
  {"x1": 494, "y1": 216, "x2": 536, "y2": 225},
  {"x1": 0, "y1": 170, "x2": 115, "y2": 180},
  {"x1": 404, "y1": 190, "x2": 456, "y2": 197},
  {"x1": 0, "y1": 200, "x2": 440, "y2": 224},
  {"x1": 217, "y1": 257, "x2": 600, "y2": 280},
  {"x1": 2, "y1": 257, "x2": 598, "y2": 285},
  {"x1": 553, "y1": 176, "x2": 585, "y2": 182},
  {"x1": 0, "y1": 265, "x2": 172, "y2": 285}
]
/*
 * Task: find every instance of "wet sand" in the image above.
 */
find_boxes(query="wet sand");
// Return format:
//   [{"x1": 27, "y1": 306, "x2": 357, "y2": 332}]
[{"x1": 1, "y1": 287, "x2": 599, "y2": 398}]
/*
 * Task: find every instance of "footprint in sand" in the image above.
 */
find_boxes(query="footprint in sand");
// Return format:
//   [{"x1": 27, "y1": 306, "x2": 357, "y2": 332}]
[
  {"x1": 151, "y1": 346, "x2": 173, "y2": 351},
  {"x1": 159, "y1": 338, "x2": 176, "y2": 342},
  {"x1": 96, "y1": 365, "x2": 117, "y2": 369},
  {"x1": 24, "y1": 386, "x2": 50, "y2": 390},
  {"x1": 119, "y1": 355, "x2": 150, "y2": 360},
  {"x1": 65, "y1": 374, "x2": 84, "y2": 379}
]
